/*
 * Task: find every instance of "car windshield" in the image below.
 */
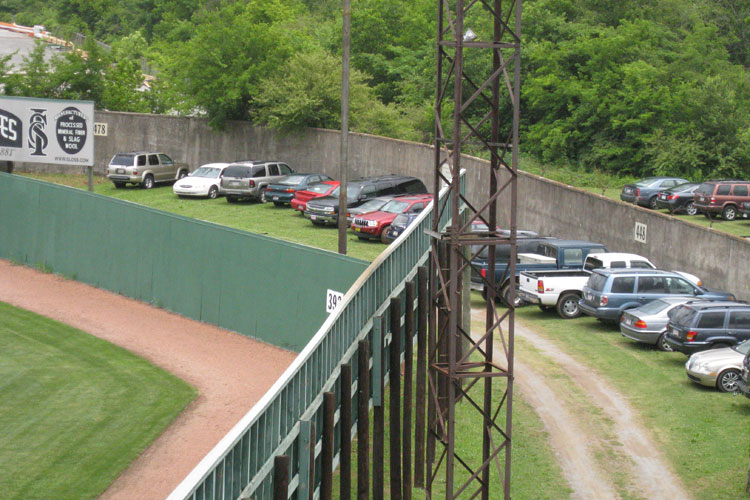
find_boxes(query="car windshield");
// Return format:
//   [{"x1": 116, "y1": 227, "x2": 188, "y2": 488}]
[
  {"x1": 356, "y1": 199, "x2": 388, "y2": 212},
  {"x1": 191, "y1": 167, "x2": 221, "y2": 178},
  {"x1": 309, "y1": 183, "x2": 335, "y2": 194},
  {"x1": 110, "y1": 154, "x2": 135, "y2": 166},
  {"x1": 281, "y1": 175, "x2": 307, "y2": 185},
  {"x1": 734, "y1": 340, "x2": 750, "y2": 355},
  {"x1": 587, "y1": 273, "x2": 607, "y2": 292},
  {"x1": 671, "y1": 183, "x2": 697, "y2": 193},
  {"x1": 634, "y1": 177, "x2": 659, "y2": 187},
  {"x1": 637, "y1": 299, "x2": 673, "y2": 315},
  {"x1": 669, "y1": 306, "x2": 697, "y2": 326},
  {"x1": 381, "y1": 200, "x2": 411, "y2": 214},
  {"x1": 392, "y1": 214, "x2": 411, "y2": 226}
]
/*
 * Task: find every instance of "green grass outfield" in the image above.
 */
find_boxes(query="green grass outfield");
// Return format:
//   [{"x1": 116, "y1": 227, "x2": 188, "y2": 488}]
[{"x1": 0, "y1": 302, "x2": 197, "y2": 500}]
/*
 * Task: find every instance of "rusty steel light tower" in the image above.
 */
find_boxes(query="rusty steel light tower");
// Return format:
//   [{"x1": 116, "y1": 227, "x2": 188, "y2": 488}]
[{"x1": 426, "y1": 0, "x2": 521, "y2": 498}]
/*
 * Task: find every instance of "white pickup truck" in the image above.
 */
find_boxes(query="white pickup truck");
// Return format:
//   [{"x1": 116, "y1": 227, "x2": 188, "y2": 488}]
[{"x1": 518, "y1": 253, "x2": 701, "y2": 319}]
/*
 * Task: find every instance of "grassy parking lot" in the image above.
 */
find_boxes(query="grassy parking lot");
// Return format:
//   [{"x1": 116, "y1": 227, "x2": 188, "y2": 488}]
[
  {"x1": 513, "y1": 301, "x2": 750, "y2": 500},
  {"x1": 0, "y1": 302, "x2": 196, "y2": 500}
]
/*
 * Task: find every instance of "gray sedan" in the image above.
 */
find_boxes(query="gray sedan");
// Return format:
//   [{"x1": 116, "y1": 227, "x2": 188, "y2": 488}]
[
  {"x1": 685, "y1": 340, "x2": 750, "y2": 392},
  {"x1": 620, "y1": 297, "x2": 706, "y2": 351}
]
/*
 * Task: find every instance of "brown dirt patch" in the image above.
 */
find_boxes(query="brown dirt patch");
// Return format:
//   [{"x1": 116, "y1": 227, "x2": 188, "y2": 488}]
[{"x1": 0, "y1": 260, "x2": 297, "y2": 500}]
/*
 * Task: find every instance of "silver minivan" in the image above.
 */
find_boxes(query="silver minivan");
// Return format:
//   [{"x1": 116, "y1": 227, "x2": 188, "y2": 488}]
[{"x1": 220, "y1": 161, "x2": 294, "y2": 202}]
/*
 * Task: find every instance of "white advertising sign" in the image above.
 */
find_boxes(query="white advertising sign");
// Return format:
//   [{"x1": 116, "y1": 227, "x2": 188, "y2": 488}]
[{"x1": 0, "y1": 96, "x2": 94, "y2": 166}]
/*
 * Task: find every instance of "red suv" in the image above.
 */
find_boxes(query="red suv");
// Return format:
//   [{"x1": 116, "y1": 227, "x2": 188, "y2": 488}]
[
  {"x1": 290, "y1": 181, "x2": 340, "y2": 213},
  {"x1": 693, "y1": 180, "x2": 750, "y2": 221},
  {"x1": 350, "y1": 194, "x2": 433, "y2": 243}
]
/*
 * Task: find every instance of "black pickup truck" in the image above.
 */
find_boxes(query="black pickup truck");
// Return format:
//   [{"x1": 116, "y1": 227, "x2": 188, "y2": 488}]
[{"x1": 471, "y1": 239, "x2": 608, "y2": 306}]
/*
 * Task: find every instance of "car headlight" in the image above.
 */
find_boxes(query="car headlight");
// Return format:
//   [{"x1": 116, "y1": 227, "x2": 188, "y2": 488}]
[
  {"x1": 690, "y1": 362, "x2": 711, "y2": 375},
  {"x1": 324, "y1": 206, "x2": 335, "y2": 213},
  {"x1": 367, "y1": 220, "x2": 379, "y2": 227}
]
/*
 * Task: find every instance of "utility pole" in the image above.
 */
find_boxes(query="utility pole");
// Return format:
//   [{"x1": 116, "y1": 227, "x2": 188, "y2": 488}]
[{"x1": 338, "y1": 0, "x2": 351, "y2": 255}]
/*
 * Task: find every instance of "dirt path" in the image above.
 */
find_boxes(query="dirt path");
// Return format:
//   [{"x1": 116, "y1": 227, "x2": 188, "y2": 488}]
[
  {"x1": 471, "y1": 307, "x2": 691, "y2": 500},
  {"x1": 0, "y1": 260, "x2": 297, "y2": 500}
]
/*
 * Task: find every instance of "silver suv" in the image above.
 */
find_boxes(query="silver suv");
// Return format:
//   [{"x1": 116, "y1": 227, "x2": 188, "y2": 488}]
[
  {"x1": 220, "y1": 161, "x2": 294, "y2": 202},
  {"x1": 106, "y1": 152, "x2": 190, "y2": 189}
]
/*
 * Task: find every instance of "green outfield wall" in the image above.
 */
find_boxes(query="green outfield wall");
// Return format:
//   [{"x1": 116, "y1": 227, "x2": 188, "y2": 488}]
[{"x1": 0, "y1": 173, "x2": 367, "y2": 351}]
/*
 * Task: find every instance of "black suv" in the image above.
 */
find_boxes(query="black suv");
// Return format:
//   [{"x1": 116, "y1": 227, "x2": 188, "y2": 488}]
[
  {"x1": 665, "y1": 301, "x2": 750, "y2": 355},
  {"x1": 304, "y1": 175, "x2": 427, "y2": 225}
]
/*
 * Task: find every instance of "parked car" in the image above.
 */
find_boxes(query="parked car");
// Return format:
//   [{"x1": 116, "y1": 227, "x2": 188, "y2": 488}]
[
  {"x1": 305, "y1": 175, "x2": 427, "y2": 226},
  {"x1": 472, "y1": 239, "x2": 607, "y2": 307},
  {"x1": 470, "y1": 221, "x2": 539, "y2": 237},
  {"x1": 220, "y1": 161, "x2": 295, "y2": 202},
  {"x1": 693, "y1": 179, "x2": 750, "y2": 221},
  {"x1": 665, "y1": 301, "x2": 750, "y2": 355},
  {"x1": 578, "y1": 269, "x2": 735, "y2": 323},
  {"x1": 737, "y1": 350, "x2": 750, "y2": 398},
  {"x1": 291, "y1": 181, "x2": 340, "y2": 213},
  {"x1": 106, "y1": 152, "x2": 189, "y2": 189},
  {"x1": 346, "y1": 196, "x2": 396, "y2": 225},
  {"x1": 520, "y1": 252, "x2": 677, "y2": 319},
  {"x1": 736, "y1": 200, "x2": 750, "y2": 219},
  {"x1": 173, "y1": 163, "x2": 231, "y2": 198},
  {"x1": 620, "y1": 177, "x2": 689, "y2": 209},
  {"x1": 264, "y1": 173, "x2": 332, "y2": 207},
  {"x1": 350, "y1": 194, "x2": 433, "y2": 243},
  {"x1": 654, "y1": 182, "x2": 700, "y2": 215},
  {"x1": 383, "y1": 212, "x2": 421, "y2": 243},
  {"x1": 620, "y1": 297, "x2": 707, "y2": 351},
  {"x1": 685, "y1": 340, "x2": 750, "y2": 392}
]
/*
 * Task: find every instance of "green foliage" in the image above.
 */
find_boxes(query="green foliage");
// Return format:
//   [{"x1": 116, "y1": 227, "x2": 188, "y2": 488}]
[{"x1": 252, "y1": 51, "x2": 422, "y2": 141}]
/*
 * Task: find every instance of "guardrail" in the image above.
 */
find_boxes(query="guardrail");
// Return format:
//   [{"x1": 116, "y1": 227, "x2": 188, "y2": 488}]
[{"x1": 167, "y1": 171, "x2": 464, "y2": 500}]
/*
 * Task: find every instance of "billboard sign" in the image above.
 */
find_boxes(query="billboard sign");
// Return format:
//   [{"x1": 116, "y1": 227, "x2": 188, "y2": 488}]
[{"x1": 0, "y1": 96, "x2": 94, "y2": 166}]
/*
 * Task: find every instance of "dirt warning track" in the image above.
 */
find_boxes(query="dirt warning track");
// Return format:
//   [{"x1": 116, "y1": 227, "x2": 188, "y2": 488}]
[{"x1": 0, "y1": 260, "x2": 297, "y2": 500}]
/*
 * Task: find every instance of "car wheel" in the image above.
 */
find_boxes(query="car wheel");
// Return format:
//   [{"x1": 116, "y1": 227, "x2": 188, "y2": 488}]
[
  {"x1": 722, "y1": 205, "x2": 737, "y2": 221},
  {"x1": 657, "y1": 333, "x2": 674, "y2": 352},
  {"x1": 227, "y1": 195, "x2": 237, "y2": 203},
  {"x1": 685, "y1": 201, "x2": 697, "y2": 216},
  {"x1": 380, "y1": 226, "x2": 390, "y2": 244},
  {"x1": 113, "y1": 182, "x2": 125, "y2": 189},
  {"x1": 716, "y1": 368, "x2": 741, "y2": 393},
  {"x1": 501, "y1": 283, "x2": 523, "y2": 308},
  {"x1": 648, "y1": 196, "x2": 658, "y2": 209},
  {"x1": 178, "y1": 170, "x2": 188, "y2": 180},
  {"x1": 556, "y1": 292, "x2": 581, "y2": 319},
  {"x1": 142, "y1": 175, "x2": 154, "y2": 189},
  {"x1": 208, "y1": 185, "x2": 219, "y2": 199}
]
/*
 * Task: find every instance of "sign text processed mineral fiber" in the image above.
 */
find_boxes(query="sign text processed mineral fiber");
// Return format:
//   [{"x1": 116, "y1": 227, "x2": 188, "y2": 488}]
[{"x1": 0, "y1": 96, "x2": 94, "y2": 166}]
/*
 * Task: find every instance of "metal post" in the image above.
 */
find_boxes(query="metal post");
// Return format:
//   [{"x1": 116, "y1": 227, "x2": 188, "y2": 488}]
[
  {"x1": 273, "y1": 455, "x2": 290, "y2": 500},
  {"x1": 389, "y1": 297, "x2": 403, "y2": 500},
  {"x1": 87, "y1": 165, "x2": 93, "y2": 192},
  {"x1": 414, "y1": 266, "x2": 428, "y2": 488},
  {"x1": 338, "y1": 0, "x2": 351, "y2": 255},
  {"x1": 357, "y1": 340, "x2": 370, "y2": 500},
  {"x1": 341, "y1": 364, "x2": 352, "y2": 500},
  {"x1": 322, "y1": 392, "x2": 335, "y2": 500},
  {"x1": 403, "y1": 281, "x2": 415, "y2": 500},
  {"x1": 373, "y1": 317, "x2": 385, "y2": 500}
]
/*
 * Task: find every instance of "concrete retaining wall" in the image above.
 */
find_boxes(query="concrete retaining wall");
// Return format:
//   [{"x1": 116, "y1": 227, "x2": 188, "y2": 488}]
[{"x1": 13, "y1": 110, "x2": 750, "y2": 299}]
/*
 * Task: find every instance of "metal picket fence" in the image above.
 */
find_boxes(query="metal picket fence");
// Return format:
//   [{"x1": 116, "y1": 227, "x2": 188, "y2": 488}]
[{"x1": 167, "y1": 172, "x2": 464, "y2": 500}]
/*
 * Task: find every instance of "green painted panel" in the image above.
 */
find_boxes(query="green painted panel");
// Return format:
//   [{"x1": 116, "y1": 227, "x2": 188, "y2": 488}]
[{"x1": 0, "y1": 173, "x2": 367, "y2": 351}]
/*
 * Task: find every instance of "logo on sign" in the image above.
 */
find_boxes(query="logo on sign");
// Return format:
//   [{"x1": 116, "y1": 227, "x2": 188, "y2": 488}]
[
  {"x1": 28, "y1": 108, "x2": 48, "y2": 156},
  {"x1": 0, "y1": 109, "x2": 22, "y2": 148},
  {"x1": 55, "y1": 106, "x2": 88, "y2": 155}
]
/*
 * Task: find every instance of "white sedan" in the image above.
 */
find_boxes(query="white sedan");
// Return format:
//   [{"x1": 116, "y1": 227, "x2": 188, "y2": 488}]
[
  {"x1": 686, "y1": 340, "x2": 750, "y2": 392},
  {"x1": 173, "y1": 163, "x2": 230, "y2": 199}
]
